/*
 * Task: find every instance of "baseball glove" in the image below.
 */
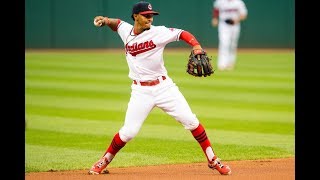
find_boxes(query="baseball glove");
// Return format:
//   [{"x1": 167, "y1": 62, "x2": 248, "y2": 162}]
[
  {"x1": 225, "y1": 19, "x2": 235, "y2": 25},
  {"x1": 186, "y1": 49, "x2": 214, "y2": 77}
]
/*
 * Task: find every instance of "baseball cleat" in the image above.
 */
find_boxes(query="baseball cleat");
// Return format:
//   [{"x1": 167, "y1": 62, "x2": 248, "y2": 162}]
[
  {"x1": 88, "y1": 157, "x2": 109, "y2": 175},
  {"x1": 208, "y1": 156, "x2": 231, "y2": 175},
  {"x1": 102, "y1": 169, "x2": 110, "y2": 174}
]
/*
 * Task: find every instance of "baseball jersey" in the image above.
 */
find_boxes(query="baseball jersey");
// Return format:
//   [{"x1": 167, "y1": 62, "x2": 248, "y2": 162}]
[
  {"x1": 116, "y1": 21, "x2": 183, "y2": 81},
  {"x1": 213, "y1": 0, "x2": 247, "y2": 22}
]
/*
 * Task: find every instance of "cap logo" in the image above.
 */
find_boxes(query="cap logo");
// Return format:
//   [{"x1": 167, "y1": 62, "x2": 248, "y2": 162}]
[{"x1": 148, "y1": 4, "x2": 152, "y2": 10}]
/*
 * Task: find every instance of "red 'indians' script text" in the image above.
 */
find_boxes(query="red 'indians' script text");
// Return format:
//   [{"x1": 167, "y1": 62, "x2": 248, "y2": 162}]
[{"x1": 125, "y1": 40, "x2": 156, "y2": 56}]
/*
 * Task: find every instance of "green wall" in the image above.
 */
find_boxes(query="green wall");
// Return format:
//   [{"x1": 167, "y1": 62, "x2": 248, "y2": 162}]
[{"x1": 25, "y1": 0, "x2": 295, "y2": 49}]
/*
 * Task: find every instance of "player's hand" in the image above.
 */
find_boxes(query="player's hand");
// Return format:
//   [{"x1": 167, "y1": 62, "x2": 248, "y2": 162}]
[
  {"x1": 94, "y1": 16, "x2": 106, "y2": 27},
  {"x1": 192, "y1": 45, "x2": 202, "y2": 54},
  {"x1": 212, "y1": 18, "x2": 218, "y2": 27}
]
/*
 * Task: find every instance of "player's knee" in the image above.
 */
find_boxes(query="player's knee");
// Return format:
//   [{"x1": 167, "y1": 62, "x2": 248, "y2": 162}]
[
  {"x1": 119, "y1": 128, "x2": 139, "y2": 142},
  {"x1": 118, "y1": 132, "x2": 132, "y2": 142},
  {"x1": 177, "y1": 114, "x2": 199, "y2": 130},
  {"x1": 183, "y1": 121, "x2": 200, "y2": 130}
]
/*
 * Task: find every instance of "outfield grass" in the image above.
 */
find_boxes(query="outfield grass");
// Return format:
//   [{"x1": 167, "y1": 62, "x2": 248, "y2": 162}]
[{"x1": 25, "y1": 49, "x2": 295, "y2": 172}]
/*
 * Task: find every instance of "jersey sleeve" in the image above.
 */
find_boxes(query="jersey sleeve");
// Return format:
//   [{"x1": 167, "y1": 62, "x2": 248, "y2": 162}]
[
  {"x1": 117, "y1": 21, "x2": 133, "y2": 44},
  {"x1": 157, "y1": 26, "x2": 183, "y2": 45}
]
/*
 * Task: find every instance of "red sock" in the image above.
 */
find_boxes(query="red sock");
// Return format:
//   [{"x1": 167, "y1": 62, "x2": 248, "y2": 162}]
[
  {"x1": 191, "y1": 124, "x2": 213, "y2": 160},
  {"x1": 103, "y1": 133, "x2": 126, "y2": 156}
]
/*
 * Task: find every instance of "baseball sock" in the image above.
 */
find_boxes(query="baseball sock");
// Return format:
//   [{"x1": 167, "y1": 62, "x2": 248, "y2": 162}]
[
  {"x1": 103, "y1": 132, "x2": 126, "y2": 162},
  {"x1": 191, "y1": 123, "x2": 215, "y2": 162}
]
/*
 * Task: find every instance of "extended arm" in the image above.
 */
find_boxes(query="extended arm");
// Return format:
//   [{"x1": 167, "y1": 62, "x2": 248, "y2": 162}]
[
  {"x1": 179, "y1": 31, "x2": 202, "y2": 53},
  {"x1": 93, "y1": 16, "x2": 121, "y2": 31}
]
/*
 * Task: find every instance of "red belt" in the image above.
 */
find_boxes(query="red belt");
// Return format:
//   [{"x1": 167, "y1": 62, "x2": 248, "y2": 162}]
[{"x1": 133, "y1": 76, "x2": 166, "y2": 86}]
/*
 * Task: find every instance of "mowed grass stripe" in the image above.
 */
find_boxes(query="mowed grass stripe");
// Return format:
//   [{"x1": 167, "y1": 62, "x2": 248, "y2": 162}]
[
  {"x1": 26, "y1": 81, "x2": 131, "y2": 94},
  {"x1": 26, "y1": 80, "x2": 293, "y2": 103},
  {"x1": 26, "y1": 99, "x2": 293, "y2": 126},
  {"x1": 181, "y1": 89, "x2": 293, "y2": 105},
  {"x1": 26, "y1": 70, "x2": 127, "y2": 83},
  {"x1": 26, "y1": 106, "x2": 125, "y2": 122},
  {"x1": 26, "y1": 86, "x2": 293, "y2": 113},
  {"x1": 26, "y1": 51, "x2": 292, "y2": 64},
  {"x1": 26, "y1": 81, "x2": 294, "y2": 107},
  {"x1": 26, "y1": 94, "x2": 129, "y2": 111},
  {"x1": 168, "y1": 57, "x2": 293, "y2": 70},
  {"x1": 26, "y1": 87, "x2": 131, "y2": 101},
  {"x1": 26, "y1": 115, "x2": 293, "y2": 151},
  {"x1": 26, "y1": 56, "x2": 128, "y2": 70},
  {"x1": 26, "y1": 105, "x2": 293, "y2": 135},
  {"x1": 191, "y1": 107, "x2": 293, "y2": 124},
  {"x1": 27, "y1": 63, "x2": 129, "y2": 74},
  {"x1": 26, "y1": 52, "x2": 293, "y2": 76},
  {"x1": 169, "y1": 69, "x2": 294, "y2": 81},
  {"x1": 26, "y1": 77, "x2": 293, "y2": 102},
  {"x1": 26, "y1": 61, "x2": 293, "y2": 85},
  {"x1": 27, "y1": 62, "x2": 293, "y2": 78},
  {"x1": 26, "y1": 73, "x2": 293, "y2": 94},
  {"x1": 26, "y1": 104, "x2": 293, "y2": 135},
  {"x1": 164, "y1": 52, "x2": 294, "y2": 66},
  {"x1": 27, "y1": 65, "x2": 293, "y2": 82},
  {"x1": 167, "y1": 65, "x2": 294, "y2": 75},
  {"x1": 26, "y1": 93, "x2": 293, "y2": 123},
  {"x1": 26, "y1": 104, "x2": 292, "y2": 127},
  {"x1": 25, "y1": 52, "x2": 126, "y2": 63}
]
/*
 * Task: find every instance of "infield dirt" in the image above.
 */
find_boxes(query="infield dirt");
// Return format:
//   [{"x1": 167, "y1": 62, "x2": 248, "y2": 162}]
[{"x1": 25, "y1": 157, "x2": 294, "y2": 180}]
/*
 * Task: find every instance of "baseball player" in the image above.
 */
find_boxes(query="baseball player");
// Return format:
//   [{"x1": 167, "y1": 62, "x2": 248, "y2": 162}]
[
  {"x1": 89, "y1": 1, "x2": 231, "y2": 175},
  {"x1": 212, "y1": 0, "x2": 248, "y2": 71}
]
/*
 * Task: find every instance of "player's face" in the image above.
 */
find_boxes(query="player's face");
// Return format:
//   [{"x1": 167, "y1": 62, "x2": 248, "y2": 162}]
[{"x1": 137, "y1": 14, "x2": 154, "y2": 30}]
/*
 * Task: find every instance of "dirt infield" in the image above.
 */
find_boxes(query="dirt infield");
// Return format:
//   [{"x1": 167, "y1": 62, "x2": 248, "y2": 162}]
[{"x1": 25, "y1": 157, "x2": 294, "y2": 180}]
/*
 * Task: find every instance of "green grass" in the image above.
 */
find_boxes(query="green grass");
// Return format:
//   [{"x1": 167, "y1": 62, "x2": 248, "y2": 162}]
[{"x1": 25, "y1": 49, "x2": 295, "y2": 172}]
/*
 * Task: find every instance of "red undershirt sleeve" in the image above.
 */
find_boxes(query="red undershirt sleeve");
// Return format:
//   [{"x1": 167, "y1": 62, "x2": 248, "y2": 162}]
[
  {"x1": 179, "y1": 31, "x2": 200, "y2": 46},
  {"x1": 213, "y1": 8, "x2": 219, "y2": 18}
]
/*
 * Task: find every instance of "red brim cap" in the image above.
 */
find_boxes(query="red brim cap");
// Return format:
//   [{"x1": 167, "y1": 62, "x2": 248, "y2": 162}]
[{"x1": 139, "y1": 11, "x2": 159, "y2": 15}]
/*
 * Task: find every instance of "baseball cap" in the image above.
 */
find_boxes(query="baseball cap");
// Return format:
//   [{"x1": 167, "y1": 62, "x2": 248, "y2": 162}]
[{"x1": 132, "y1": 1, "x2": 159, "y2": 16}]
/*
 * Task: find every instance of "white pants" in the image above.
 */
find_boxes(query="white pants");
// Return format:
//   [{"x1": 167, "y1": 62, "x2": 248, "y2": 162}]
[
  {"x1": 119, "y1": 76, "x2": 199, "y2": 142},
  {"x1": 217, "y1": 23, "x2": 241, "y2": 70}
]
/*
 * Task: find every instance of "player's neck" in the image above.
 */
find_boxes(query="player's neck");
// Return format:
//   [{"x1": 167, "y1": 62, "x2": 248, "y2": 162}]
[
  {"x1": 133, "y1": 24, "x2": 150, "y2": 35},
  {"x1": 133, "y1": 26, "x2": 144, "y2": 35}
]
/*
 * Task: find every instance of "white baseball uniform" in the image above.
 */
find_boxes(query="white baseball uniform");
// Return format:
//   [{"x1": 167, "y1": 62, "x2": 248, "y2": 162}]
[
  {"x1": 213, "y1": 0, "x2": 247, "y2": 70},
  {"x1": 90, "y1": 10, "x2": 231, "y2": 174},
  {"x1": 115, "y1": 21, "x2": 200, "y2": 142}
]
